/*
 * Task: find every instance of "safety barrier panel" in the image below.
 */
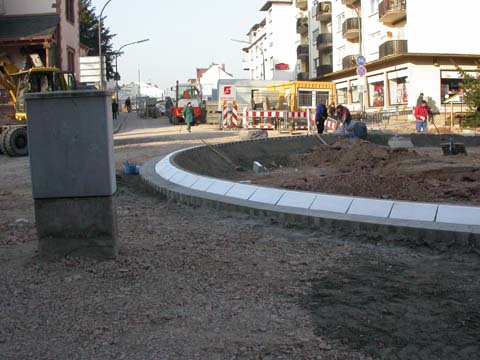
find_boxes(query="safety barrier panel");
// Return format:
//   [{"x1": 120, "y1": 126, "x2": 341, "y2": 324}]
[{"x1": 221, "y1": 104, "x2": 238, "y2": 128}]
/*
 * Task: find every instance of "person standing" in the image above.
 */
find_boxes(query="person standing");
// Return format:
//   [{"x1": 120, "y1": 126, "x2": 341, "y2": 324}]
[
  {"x1": 416, "y1": 93, "x2": 424, "y2": 106},
  {"x1": 112, "y1": 100, "x2": 119, "y2": 120},
  {"x1": 315, "y1": 100, "x2": 328, "y2": 134},
  {"x1": 328, "y1": 102, "x2": 337, "y2": 118},
  {"x1": 182, "y1": 102, "x2": 195, "y2": 132},
  {"x1": 125, "y1": 97, "x2": 132, "y2": 113},
  {"x1": 414, "y1": 100, "x2": 429, "y2": 133},
  {"x1": 200, "y1": 100, "x2": 207, "y2": 124}
]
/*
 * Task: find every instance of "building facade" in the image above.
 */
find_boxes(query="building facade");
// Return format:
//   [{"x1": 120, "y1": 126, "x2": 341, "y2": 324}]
[
  {"x1": 0, "y1": 0, "x2": 80, "y2": 78},
  {"x1": 242, "y1": 1, "x2": 298, "y2": 81},
  {"x1": 197, "y1": 63, "x2": 233, "y2": 101},
  {"x1": 314, "y1": 0, "x2": 480, "y2": 112}
]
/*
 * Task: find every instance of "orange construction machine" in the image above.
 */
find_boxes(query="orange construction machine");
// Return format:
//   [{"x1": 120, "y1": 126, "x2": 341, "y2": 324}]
[{"x1": 168, "y1": 81, "x2": 202, "y2": 125}]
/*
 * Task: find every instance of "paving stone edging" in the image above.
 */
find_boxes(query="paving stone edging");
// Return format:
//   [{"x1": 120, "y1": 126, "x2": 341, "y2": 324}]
[{"x1": 140, "y1": 143, "x2": 480, "y2": 253}]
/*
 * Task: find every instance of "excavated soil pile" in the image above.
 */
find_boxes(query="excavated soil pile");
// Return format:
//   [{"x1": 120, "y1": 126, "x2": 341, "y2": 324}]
[{"x1": 251, "y1": 138, "x2": 480, "y2": 205}]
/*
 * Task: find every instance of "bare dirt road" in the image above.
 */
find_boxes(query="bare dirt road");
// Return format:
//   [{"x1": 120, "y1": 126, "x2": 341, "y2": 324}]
[{"x1": 0, "y1": 114, "x2": 479, "y2": 359}]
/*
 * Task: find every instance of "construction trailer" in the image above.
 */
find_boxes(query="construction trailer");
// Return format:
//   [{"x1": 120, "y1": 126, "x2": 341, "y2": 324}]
[
  {"x1": 250, "y1": 80, "x2": 336, "y2": 131},
  {"x1": 266, "y1": 81, "x2": 336, "y2": 112}
]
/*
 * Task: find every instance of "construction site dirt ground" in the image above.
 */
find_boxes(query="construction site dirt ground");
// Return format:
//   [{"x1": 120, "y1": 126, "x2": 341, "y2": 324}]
[
  {"x1": 0, "y1": 114, "x2": 479, "y2": 359},
  {"x1": 246, "y1": 138, "x2": 480, "y2": 205}
]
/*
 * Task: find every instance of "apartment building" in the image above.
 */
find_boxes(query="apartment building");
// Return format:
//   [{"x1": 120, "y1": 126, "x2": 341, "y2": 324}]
[
  {"x1": 0, "y1": 0, "x2": 80, "y2": 78},
  {"x1": 242, "y1": 1, "x2": 298, "y2": 81},
  {"x1": 314, "y1": 0, "x2": 480, "y2": 112}
]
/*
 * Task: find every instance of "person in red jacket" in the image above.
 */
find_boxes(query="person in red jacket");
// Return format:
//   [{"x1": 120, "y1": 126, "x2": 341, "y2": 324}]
[{"x1": 414, "y1": 100, "x2": 429, "y2": 133}]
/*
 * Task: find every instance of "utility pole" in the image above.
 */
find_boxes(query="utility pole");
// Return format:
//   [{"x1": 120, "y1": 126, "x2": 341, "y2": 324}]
[{"x1": 98, "y1": 0, "x2": 113, "y2": 90}]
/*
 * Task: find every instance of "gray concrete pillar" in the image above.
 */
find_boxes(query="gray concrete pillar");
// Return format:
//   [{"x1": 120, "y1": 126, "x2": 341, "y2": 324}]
[{"x1": 25, "y1": 90, "x2": 118, "y2": 258}]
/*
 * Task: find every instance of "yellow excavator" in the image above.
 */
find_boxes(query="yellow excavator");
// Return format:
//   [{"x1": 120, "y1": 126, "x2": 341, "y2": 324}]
[{"x1": 0, "y1": 60, "x2": 76, "y2": 156}]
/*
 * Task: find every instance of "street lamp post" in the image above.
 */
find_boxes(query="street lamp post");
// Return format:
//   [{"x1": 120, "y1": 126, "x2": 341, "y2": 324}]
[
  {"x1": 113, "y1": 39, "x2": 150, "y2": 101},
  {"x1": 231, "y1": 38, "x2": 266, "y2": 80},
  {"x1": 352, "y1": 7, "x2": 365, "y2": 115},
  {"x1": 98, "y1": 0, "x2": 113, "y2": 90}
]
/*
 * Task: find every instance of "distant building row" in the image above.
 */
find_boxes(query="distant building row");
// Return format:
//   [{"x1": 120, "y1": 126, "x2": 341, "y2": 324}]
[{"x1": 242, "y1": 0, "x2": 480, "y2": 111}]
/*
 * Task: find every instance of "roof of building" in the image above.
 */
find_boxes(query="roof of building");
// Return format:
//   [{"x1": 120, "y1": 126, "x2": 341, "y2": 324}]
[
  {"x1": 0, "y1": 14, "x2": 59, "y2": 42},
  {"x1": 260, "y1": 0, "x2": 293, "y2": 11}
]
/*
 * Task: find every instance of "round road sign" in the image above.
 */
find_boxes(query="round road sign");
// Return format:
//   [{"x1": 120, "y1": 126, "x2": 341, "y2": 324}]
[
  {"x1": 356, "y1": 55, "x2": 366, "y2": 66},
  {"x1": 356, "y1": 65, "x2": 367, "y2": 77}
]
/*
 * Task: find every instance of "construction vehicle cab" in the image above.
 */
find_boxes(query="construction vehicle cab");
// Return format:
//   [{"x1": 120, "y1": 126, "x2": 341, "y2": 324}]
[
  {"x1": 169, "y1": 82, "x2": 202, "y2": 124},
  {"x1": 0, "y1": 62, "x2": 76, "y2": 156}
]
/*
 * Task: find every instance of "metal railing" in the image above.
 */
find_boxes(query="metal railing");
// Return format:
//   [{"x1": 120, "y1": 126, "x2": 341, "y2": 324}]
[
  {"x1": 342, "y1": 17, "x2": 361, "y2": 39},
  {"x1": 316, "y1": 33, "x2": 333, "y2": 49},
  {"x1": 316, "y1": 64, "x2": 333, "y2": 78},
  {"x1": 342, "y1": 54, "x2": 358, "y2": 69},
  {"x1": 297, "y1": 72, "x2": 310, "y2": 81},
  {"x1": 316, "y1": 1, "x2": 332, "y2": 21},
  {"x1": 379, "y1": 39, "x2": 408, "y2": 58},
  {"x1": 297, "y1": 44, "x2": 309, "y2": 58},
  {"x1": 379, "y1": 0, "x2": 407, "y2": 19},
  {"x1": 296, "y1": 17, "x2": 309, "y2": 34}
]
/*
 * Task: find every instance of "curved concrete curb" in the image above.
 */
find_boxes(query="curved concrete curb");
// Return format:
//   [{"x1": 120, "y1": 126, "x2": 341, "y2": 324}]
[{"x1": 140, "y1": 143, "x2": 480, "y2": 253}]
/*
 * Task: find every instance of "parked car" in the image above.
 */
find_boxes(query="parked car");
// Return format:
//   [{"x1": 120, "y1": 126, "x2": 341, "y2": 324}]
[{"x1": 155, "y1": 100, "x2": 166, "y2": 116}]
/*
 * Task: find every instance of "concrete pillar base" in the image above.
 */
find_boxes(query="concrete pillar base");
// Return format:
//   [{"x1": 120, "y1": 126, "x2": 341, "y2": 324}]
[{"x1": 34, "y1": 196, "x2": 119, "y2": 258}]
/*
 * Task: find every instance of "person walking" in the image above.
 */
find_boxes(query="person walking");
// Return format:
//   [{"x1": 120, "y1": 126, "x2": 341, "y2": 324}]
[
  {"x1": 315, "y1": 100, "x2": 328, "y2": 134},
  {"x1": 125, "y1": 97, "x2": 132, "y2": 113},
  {"x1": 414, "y1": 100, "x2": 429, "y2": 134},
  {"x1": 182, "y1": 101, "x2": 195, "y2": 132},
  {"x1": 112, "y1": 100, "x2": 119, "y2": 120}
]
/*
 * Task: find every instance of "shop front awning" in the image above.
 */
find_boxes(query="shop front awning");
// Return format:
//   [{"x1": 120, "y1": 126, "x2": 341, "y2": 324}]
[{"x1": 0, "y1": 14, "x2": 59, "y2": 45}]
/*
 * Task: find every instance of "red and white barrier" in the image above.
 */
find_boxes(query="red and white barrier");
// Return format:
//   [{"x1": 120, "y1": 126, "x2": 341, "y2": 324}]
[
  {"x1": 324, "y1": 117, "x2": 338, "y2": 130},
  {"x1": 246, "y1": 110, "x2": 286, "y2": 130},
  {"x1": 222, "y1": 104, "x2": 238, "y2": 128}
]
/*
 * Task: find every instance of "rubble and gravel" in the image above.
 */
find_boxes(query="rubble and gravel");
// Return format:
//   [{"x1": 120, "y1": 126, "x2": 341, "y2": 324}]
[
  {"x1": 250, "y1": 138, "x2": 480, "y2": 205},
  {"x1": 0, "y1": 116, "x2": 479, "y2": 359}
]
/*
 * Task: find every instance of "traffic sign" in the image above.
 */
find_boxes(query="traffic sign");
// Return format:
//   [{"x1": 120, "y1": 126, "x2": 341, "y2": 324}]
[
  {"x1": 356, "y1": 65, "x2": 367, "y2": 77},
  {"x1": 356, "y1": 55, "x2": 366, "y2": 66}
]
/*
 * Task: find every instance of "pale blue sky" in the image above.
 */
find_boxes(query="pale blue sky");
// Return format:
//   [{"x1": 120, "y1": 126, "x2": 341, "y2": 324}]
[{"x1": 91, "y1": 0, "x2": 268, "y2": 90}]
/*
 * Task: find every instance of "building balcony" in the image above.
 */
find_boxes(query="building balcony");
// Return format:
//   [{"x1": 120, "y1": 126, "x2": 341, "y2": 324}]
[
  {"x1": 342, "y1": 54, "x2": 358, "y2": 70},
  {"x1": 297, "y1": 72, "x2": 309, "y2": 81},
  {"x1": 316, "y1": 64, "x2": 333, "y2": 78},
  {"x1": 296, "y1": 0, "x2": 308, "y2": 11},
  {"x1": 379, "y1": 0, "x2": 407, "y2": 25},
  {"x1": 379, "y1": 39, "x2": 408, "y2": 58},
  {"x1": 316, "y1": 33, "x2": 332, "y2": 50},
  {"x1": 297, "y1": 44, "x2": 309, "y2": 59},
  {"x1": 341, "y1": 0, "x2": 360, "y2": 7},
  {"x1": 316, "y1": 2, "x2": 332, "y2": 22},
  {"x1": 342, "y1": 18, "x2": 361, "y2": 41},
  {"x1": 296, "y1": 17, "x2": 308, "y2": 35}
]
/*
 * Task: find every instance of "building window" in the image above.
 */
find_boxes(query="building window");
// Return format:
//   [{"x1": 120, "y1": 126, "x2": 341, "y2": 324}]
[
  {"x1": 66, "y1": 0, "x2": 75, "y2": 24},
  {"x1": 370, "y1": 0, "x2": 379, "y2": 15},
  {"x1": 298, "y1": 90, "x2": 315, "y2": 107},
  {"x1": 337, "y1": 13, "x2": 345, "y2": 32},
  {"x1": 312, "y1": 29, "x2": 319, "y2": 47},
  {"x1": 368, "y1": 75, "x2": 385, "y2": 107},
  {"x1": 337, "y1": 46, "x2": 345, "y2": 67},
  {"x1": 67, "y1": 47, "x2": 75, "y2": 73},
  {"x1": 350, "y1": 80, "x2": 360, "y2": 103},
  {"x1": 336, "y1": 83, "x2": 348, "y2": 104},
  {"x1": 388, "y1": 69, "x2": 408, "y2": 105}
]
